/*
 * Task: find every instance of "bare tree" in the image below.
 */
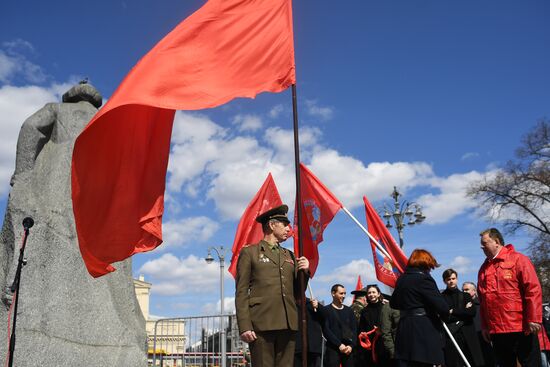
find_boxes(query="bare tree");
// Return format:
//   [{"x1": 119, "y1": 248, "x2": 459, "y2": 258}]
[{"x1": 468, "y1": 120, "x2": 550, "y2": 299}]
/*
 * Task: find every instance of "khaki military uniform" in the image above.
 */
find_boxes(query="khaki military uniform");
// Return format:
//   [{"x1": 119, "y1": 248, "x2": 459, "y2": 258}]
[
  {"x1": 350, "y1": 300, "x2": 365, "y2": 324},
  {"x1": 235, "y1": 240, "x2": 304, "y2": 367}
]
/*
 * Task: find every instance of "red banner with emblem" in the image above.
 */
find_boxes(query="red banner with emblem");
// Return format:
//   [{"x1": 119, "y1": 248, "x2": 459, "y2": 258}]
[
  {"x1": 294, "y1": 163, "x2": 343, "y2": 277},
  {"x1": 363, "y1": 196, "x2": 408, "y2": 287}
]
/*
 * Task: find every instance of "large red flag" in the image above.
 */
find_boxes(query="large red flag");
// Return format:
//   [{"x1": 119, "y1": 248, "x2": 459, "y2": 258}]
[
  {"x1": 363, "y1": 196, "x2": 408, "y2": 287},
  {"x1": 294, "y1": 163, "x2": 342, "y2": 277},
  {"x1": 71, "y1": 0, "x2": 296, "y2": 277},
  {"x1": 228, "y1": 173, "x2": 282, "y2": 277}
]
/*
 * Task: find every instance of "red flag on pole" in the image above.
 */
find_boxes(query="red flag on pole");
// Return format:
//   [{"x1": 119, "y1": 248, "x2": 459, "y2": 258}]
[
  {"x1": 363, "y1": 196, "x2": 408, "y2": 287},
  {"x1": 71, "y1": 0, "x2": 296, "y2": 277},
  {"x1": 352, "y1": 275, "x2": 363, "y2": 302},
  {"x1": 228, "y1": 173, "x2": 282, "y2": 277},
  {"x1": 294, "y1": 163, "x2": 342, "y2": 277}
]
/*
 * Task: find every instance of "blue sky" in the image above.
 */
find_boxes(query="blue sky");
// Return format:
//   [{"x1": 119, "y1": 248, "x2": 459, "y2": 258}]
[{"x1": 1, "y1": 0, "x2": 549, "y2": 317}]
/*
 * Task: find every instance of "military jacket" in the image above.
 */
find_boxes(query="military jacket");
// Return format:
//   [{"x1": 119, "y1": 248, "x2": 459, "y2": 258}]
[
  {"x1": 235, "y1": 240, "x2": 302, "y2": 334},
  {"x1": 351, "y1": 300, "x2": 365, "y2": 323}
]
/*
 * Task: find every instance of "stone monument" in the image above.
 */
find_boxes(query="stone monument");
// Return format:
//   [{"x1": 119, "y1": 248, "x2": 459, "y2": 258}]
[{"x1": 0, "y1": 82, "x2": 147, "y2": 366}]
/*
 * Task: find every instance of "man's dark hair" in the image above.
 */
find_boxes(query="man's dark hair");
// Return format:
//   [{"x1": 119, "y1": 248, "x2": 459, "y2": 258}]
[
  {"x1": 442, "y1": 268, "x2": 457, "y2": 281},
  {"x1": 331, "y1": 284, "x2": 344, "y2": 293},
  {"x1": 480, "y1": 228, "x2": 505, "y2": 246}
]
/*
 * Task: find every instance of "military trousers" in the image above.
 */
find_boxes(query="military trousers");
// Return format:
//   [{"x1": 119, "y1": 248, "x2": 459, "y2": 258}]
[{"x1": 250, "y1": 329, "x2": 296, "y2": 367}]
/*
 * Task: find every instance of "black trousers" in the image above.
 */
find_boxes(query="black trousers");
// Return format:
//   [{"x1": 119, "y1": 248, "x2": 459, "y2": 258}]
[
  {"x1": 324, "y1": 346, "x2": 354, "y2": 367},
  {"x1": 491, "y1": 332, "x2": 541, "y2": 367}
]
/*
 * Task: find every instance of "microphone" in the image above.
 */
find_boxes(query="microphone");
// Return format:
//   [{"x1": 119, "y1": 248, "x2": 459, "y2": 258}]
[{"x1": 22, "y1": 217, "x2": 34, "y2": 230}]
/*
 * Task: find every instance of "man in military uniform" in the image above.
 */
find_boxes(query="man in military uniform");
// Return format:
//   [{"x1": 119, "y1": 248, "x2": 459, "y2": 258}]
[
  {"x1": 350, "y1": 287, "x2": 368, "y2": 323},
  {"x1": 235, "y1": 204, "x2": 310, "y2": 367}
]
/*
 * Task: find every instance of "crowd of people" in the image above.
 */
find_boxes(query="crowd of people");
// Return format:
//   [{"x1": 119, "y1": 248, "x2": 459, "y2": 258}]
[{"x1": 234, "y1": 204, "x2": 549, "y2": 367}]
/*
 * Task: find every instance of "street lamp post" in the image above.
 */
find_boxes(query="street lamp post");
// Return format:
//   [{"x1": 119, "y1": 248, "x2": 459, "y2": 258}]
[
  {"x1": 381, "y1": 186, "x2": 426, "y2": 248},
  {"x1": 205, "y1": 246, "x2": 227, "y2": 367}
]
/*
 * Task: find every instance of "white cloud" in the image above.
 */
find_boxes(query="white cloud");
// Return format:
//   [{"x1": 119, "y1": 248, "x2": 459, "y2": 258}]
[
  {"x1": 316, "y1": 259, "x2": 377, "y2": 285},
  {"x1": 417, "y1": 171, "x2": 486, "y2": 224},
  {"x1": 161, "y1": 216, "x2": 220, "y2": 249},
  {"x1": 232, "y1": 114, "x2": 263, "y2": 132},
  {"x1": 269, "y1": 104, "x2": 285, "y2": 119},
  {"x1": 202, "y1": 296, "x2": 236, "y2": 315},
  {"x1": 0, "y1": 82, "x2": 73, "y2": 194},
  {"x1": 139, "y1": 253, "x2": 231, "y2": 296},
  {"x1": 3, "y1": 39, "x2": 35, "y2": 53},
  {"x1": 166, "y1": 110, "x2": 487, "y2": 226},
  {"x1": 0, "y1": 51, "x2": 17, "y2": 83},
  {"x1": 305, "y1": 99, "x2": 334, "y2": 121},
  {"x1": 461, "y1": 152, "x2": 479, "y2": 161},
  {"x1": 0, "y1": 40, "x2": 48, "y2": 84},
  {"x1": 446, "y1": 255, "x2": 476, "y2": 275},
  {"x1": 167, "y1": 112, "x2": 226, "y2": 194},
  {"x1": 308, "y1": 150, "x2": 435, "y2": 208}
]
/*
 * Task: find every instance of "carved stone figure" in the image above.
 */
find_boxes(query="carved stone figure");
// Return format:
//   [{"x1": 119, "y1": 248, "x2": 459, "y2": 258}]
[{"x1": 0, "y1": 82, "x2": 147, "y2": 366}]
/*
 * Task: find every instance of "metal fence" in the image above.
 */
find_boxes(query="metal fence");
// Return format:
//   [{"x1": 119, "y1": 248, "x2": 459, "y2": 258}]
[{"x1": 149, "y1": 314, "x2": 249, "y2": 367}]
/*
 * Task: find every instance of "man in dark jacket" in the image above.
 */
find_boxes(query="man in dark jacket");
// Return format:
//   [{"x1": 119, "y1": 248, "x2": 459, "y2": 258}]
[
  {"x1": 294, "y1": 298, "x2": 323, "y2": 367},
  {"x1": 441, "y1": 269, "x2": 484, "y2": 367},
  {"x1": 320, "y1": 284, "x2": 356, "y2": 367},
  {"x1": 462, "y1": 281, "x2": 496, "y2": 367}
]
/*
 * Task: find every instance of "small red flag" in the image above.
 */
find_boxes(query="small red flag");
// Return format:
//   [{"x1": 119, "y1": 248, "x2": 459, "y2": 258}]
[
  {"x1": 363, "y1": 196, "x2": 408, "y2": 287},
  {"x1": 228, "y1": 173, "x2": 282, "y2": 277},
  {"x1": 294, "y1": 163, "x2": 342, "y2": 277},
  {"x1": 352, "y1": 275, "x2": 363, "y2": 302},
  {"x1": 71, "y1": 0, "x2": 296, "y2": 277}
]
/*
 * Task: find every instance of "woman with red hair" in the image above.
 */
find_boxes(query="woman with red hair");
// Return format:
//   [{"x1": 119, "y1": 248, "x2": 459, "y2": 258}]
[{"x1": 390, "y1": 249, "x2": 452, "y2": 367}]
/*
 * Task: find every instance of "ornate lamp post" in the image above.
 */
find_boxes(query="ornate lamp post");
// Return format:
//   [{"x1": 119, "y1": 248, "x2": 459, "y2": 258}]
[
  {"x1": 205, "y1": 246, "x2": 227, "y2": 367},
  {"x1": 381, "y1": 186, "x2": 426, "y2": 248}
]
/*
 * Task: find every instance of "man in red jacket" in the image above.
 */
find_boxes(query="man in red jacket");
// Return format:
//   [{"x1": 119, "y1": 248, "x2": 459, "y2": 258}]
[{"x1": 477, "y1": 228, "x2": 543, "y2": 367}]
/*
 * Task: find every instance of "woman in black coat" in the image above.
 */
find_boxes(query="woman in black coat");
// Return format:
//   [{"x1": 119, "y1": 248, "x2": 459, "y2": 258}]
[
  {"x1": 358, "y1": 284, "x2": 396, "y2": 367},
  {"x1": 390, "y1": 249, "x2": 452, "y2": 367}
]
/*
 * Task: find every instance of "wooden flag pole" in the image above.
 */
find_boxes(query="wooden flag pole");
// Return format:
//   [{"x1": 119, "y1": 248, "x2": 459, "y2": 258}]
[{"x1": 291, "y1": 84, "x2": 308, "y2": 367}]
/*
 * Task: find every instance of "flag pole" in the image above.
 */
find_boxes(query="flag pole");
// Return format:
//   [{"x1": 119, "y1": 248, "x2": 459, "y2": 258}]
[
  {"x1": 341, "y1": 207, "x2": 399, "y2": 270},
  {"x1": 307, "y1": 283, "x2": 314, "y2": 300},
  {"x1": 291, "y1": 84, "x2": 308, "y2": 367},
  {"x1": 342, "y1": 207, "x2": 471, "y2": 367}
]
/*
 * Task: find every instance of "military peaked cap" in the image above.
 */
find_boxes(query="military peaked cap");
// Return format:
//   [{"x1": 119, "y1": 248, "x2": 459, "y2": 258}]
[
  {"x1": 351, "y1": 287, "x2": 368, "y2": 296},
  {"x1": 255, "y1": 204, "x2": 290, "y2": 225}
]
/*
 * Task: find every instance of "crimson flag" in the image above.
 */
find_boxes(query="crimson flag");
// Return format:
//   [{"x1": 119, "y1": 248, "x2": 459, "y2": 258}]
[
  {"x1": 228, "y1": 173, "x2": 282, "y2": 277},
  {"x1": 294, "y1": 163, "x2": 342, "y2": 277},
  {"x1": 363, "y1": 196, "x2": 408, "y2": 287},
  {"x1": 352, "y1": 275, "x2": 363, "y2": 302},
  {"x1": 71, "y1": 0, "x2": 296, "y2": 277}
]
